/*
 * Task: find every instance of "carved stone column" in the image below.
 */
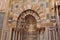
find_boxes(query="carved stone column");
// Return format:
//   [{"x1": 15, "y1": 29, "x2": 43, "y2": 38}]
[
  {"x1": 18, "y1": 31, "x2": 20, "y2": 40},
  {"x1": 37, "y1": 27, "x2": 45, "y2": 40},
  {"x1": 9, "y1": 28, "x2": 12, "y2": 40},
  {"x1": 15, "y1": 31, "x2": 18, "y2": 40},
  {"x1": 12, "y1": 30, "x2": 15, "y2": 40},
  {"x1": 48, "y1": 27, "x2": 58, "y2": 40},
  {"x1": 44, "y1": 27, "x2": 49, "y2": 40}
]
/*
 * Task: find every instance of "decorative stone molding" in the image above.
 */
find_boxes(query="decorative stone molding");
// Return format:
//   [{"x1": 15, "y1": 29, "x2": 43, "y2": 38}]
[{"x1": 17, "y1": 9, "x2": 40, "y2": 28}]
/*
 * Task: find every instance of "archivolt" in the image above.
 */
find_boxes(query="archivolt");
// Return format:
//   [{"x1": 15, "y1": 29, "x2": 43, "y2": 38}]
[{"x1": 16, "y1": 9, "x2": 40, "y2": 27}]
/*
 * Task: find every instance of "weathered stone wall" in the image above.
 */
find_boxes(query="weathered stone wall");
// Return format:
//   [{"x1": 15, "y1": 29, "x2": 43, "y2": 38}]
[{"x1": 0, "y1": 12, "x2": 5, "y2": 39}]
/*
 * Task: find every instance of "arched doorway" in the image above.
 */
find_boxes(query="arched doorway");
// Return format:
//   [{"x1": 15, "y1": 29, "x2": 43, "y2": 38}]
[{"x1": 20, "y1": 15, "x2": 37, "y2": 40}]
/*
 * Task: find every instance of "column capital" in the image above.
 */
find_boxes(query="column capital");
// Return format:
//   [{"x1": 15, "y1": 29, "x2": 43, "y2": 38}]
[{"x1": 48, "y1": 27, "x2": 56, "y2": 31}]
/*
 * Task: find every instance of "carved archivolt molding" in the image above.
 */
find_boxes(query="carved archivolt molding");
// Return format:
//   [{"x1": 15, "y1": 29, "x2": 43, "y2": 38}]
[{"x1": 16, "y1": 9, "x2": 40, "y2": 29}]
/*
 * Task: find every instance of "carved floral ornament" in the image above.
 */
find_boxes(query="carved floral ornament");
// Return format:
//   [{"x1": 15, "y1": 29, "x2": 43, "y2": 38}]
[{"x1": 10, "y1": 2, "x2": 21, "y2": 12}]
